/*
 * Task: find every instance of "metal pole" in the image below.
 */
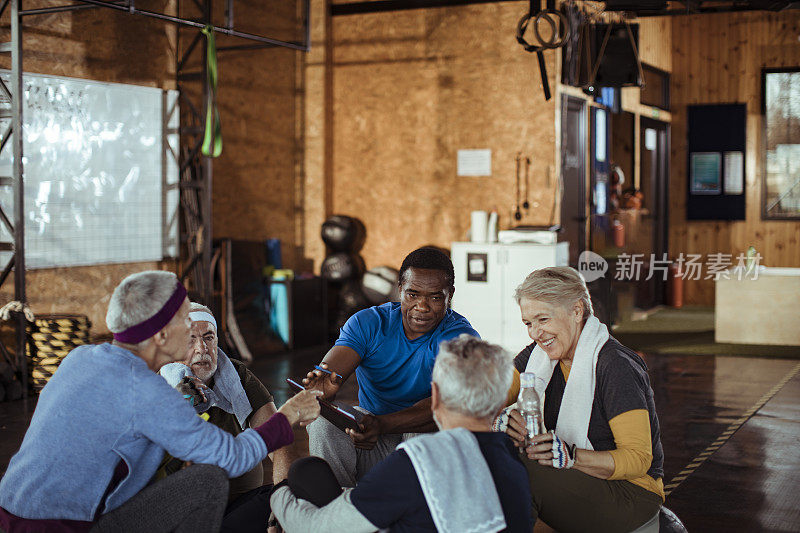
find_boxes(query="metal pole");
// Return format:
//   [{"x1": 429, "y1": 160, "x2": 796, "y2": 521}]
[
  {"x1": 11, "y1": 0, "x2": 27, "y2": 397},
  {"x1": 73, "y1": 0, "x2": 308, "y2": 50},
  {"x1": 202, "y1": 0, "x2": 213, "y2": 306}
]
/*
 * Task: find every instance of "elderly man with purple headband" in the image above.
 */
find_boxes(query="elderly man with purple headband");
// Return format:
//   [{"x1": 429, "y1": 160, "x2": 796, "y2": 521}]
[{"x1": 0, "y1": 271, "x2": 321, "y2": 533}]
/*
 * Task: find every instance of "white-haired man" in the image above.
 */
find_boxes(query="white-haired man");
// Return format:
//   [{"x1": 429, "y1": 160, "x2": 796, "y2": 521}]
[
  {"x1": 0, "y1": 271, "x2": 321, "y2": 533},
  {"x1": 270, "y1": 334, "x2": 533, "y2": 533},
  {"x1": 159, "y1": 303, "x2": 300, "y2": 533}
]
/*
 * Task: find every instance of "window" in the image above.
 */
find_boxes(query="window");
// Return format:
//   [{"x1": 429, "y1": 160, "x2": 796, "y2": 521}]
[{"x1": 762, "y1": 69, "x2": 800, "y2": 219}]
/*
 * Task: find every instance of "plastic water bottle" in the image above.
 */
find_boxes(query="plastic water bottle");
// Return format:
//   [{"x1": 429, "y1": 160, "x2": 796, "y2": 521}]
[{"x1": 518, "y1": 372, "x2": 544, "y2": 446}]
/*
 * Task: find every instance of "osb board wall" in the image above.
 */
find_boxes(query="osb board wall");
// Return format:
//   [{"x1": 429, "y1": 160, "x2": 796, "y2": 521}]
[
  {"x1": 193, "y1": 1, "x2": 314, "y2": 272},
  {"x1": 638, "y1": 16, "x2": 672, "y2": 73},
  {"x1": 301, "y1": 0, "x2": 331, "y2": 272},
  {"x1": 0, "y1": 262, "x2": 176, "y2": 337},
  {"x1": 0, "y1": 1, "x2": 176, "y2": 87},
  {"x1": 670, "y1": 11, "x2": 800, "y2": 305},
  {"x1": 324, "y1": 2, "x2": 560, "y2": 269}
]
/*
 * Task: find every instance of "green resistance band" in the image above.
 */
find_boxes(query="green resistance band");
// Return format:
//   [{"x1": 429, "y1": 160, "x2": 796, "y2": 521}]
[{"x1": 201, "y1": 25, "x2": 222, "y2": 158}]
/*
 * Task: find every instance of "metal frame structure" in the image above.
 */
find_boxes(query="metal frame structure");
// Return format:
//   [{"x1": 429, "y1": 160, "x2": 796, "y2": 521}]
[
  {"x1": 330, "y1": 0, "x2": 799, "y2": 16},
  {"x1": 0, "y1": 0, "x2": 310, "y2": 396}
]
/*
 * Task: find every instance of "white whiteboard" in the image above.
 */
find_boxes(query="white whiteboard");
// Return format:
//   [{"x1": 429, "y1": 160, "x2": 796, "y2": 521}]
[{"x1": 0, "y1": 71, "x2": 179, "y2": 269}]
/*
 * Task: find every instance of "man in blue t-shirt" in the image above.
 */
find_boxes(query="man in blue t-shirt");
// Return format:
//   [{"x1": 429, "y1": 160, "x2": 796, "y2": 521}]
[{"x1": 304, "y1": 246, "x2": 479, "y2": 486}]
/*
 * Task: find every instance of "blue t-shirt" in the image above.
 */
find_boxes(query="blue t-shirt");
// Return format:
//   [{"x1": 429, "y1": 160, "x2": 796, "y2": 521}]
[
  {"x1": 350, "y1": 432, "x2": 533, "y2": 532},
  {"x1": 334, "y1": 302, "x2": 478, "y2": 416}
]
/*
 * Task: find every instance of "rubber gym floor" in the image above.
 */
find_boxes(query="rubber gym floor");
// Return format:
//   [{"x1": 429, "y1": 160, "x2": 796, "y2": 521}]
[{"x1": 1, "y1": 326, "x2": 798, "y2": 532}]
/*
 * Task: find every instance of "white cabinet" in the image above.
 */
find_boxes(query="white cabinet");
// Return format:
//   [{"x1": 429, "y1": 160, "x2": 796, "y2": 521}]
[{"x1": 451, "y1": 241, "x2": 569, "y2": 354}]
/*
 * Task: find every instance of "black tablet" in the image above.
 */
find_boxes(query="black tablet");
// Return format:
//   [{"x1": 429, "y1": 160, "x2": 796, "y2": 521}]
[{"x1": 286, "y1": 378, "x2": 364, "y2": 432}]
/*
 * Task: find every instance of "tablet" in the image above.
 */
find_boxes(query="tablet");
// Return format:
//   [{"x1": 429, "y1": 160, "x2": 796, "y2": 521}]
[{"x1": 286, "y1": 378, "x2": 364, "y2": 432}]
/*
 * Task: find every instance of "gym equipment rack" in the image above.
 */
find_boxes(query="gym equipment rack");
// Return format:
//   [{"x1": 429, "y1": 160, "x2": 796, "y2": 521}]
[{"x1": 0, "y1": 0, "x2": 310, "y2": 396}]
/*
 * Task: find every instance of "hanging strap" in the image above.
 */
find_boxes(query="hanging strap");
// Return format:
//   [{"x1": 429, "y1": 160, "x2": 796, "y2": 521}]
[{"x1": 201, "y1": 25, "x2": 223, "y2": 158}]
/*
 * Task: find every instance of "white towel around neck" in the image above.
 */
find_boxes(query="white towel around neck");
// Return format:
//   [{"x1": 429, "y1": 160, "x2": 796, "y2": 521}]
[
  {"x1": 523, "y1": 315, "x2": 609, "y2": 450},
  {"x1": 159, "y1": 349, "x2": 253, "y2": 429},
  {"x1": 397, "y1": 428, "x2": 506, "y2": 533}
]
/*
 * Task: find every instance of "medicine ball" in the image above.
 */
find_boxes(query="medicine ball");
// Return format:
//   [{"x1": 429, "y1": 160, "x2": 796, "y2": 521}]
[
  {"x1": 321, "y1": 253, "x2": 365, "y2": 282},
  {"x1": 340, "y1": 281, "x2": 370, "y2": 312},
  {"x1": 321, "y1": 215, "x2": 366, "y2": 253},
  {"x1": 362, "y1": 266, "x2": 400, "y2": 305}
]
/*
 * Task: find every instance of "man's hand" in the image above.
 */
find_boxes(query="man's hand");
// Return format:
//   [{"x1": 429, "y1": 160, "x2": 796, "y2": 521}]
[
  {"x1": 302, "y1": 362, "x2": 343, "y2": 400},
  {"x1": 346, "y1": 414, "x2": 381, "y2": 450},
  {"x1": 278, "y1": 389, "x2": 323, "y2": 428},
  {"x1": 505, "y1": 409, "x2": 527, "y2": 447},
  {"x1": 176, "y1": 376, "x2": 209, "y2": 406}
]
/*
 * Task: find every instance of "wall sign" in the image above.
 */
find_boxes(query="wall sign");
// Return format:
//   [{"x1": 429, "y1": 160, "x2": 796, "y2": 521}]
[
  {"x1": 457, "y1": 149, "x2": 492, "y2": 176},
  {"x1": 686, "y1": 104, "x2": 746, "y2": 220}
]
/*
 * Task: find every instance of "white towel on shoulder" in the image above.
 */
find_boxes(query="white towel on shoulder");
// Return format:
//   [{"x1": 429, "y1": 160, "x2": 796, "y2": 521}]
[
  {"x1": 524, "y1": 315, "x2": 609, "y2": 450},
  {"x1": 159, "y1": 349, "x2": 252, "y2": 429},
  {"x1": 398, "y1": 428, "x2": 506, "y2": 533}
]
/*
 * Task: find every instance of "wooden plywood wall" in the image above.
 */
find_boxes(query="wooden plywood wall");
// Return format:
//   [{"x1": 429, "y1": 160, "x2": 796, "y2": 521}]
[
  {"x1": 670, "y1": 11, "x2": 800, "y2": 305},
  {"x1": 311, "y1": 1, "x2": 560, "y2": 270},
  {"x1": 0, "y1": 1, "x2": 306, "y2": 334},
  {"x1": 639, "y1": 16, "x2": 672, "y2": 73},
  {"x1": 205, "y1": 1, "x2": 311, "y2": 271}
]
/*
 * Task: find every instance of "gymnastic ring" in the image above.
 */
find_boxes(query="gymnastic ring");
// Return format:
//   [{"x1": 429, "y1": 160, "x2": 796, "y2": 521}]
[
  {"x1": 532, "y1": 9, "x2": 570, "y2": 49},
  {"x1": 516, "y1": 13, "x2": 544, "y2": 53}
]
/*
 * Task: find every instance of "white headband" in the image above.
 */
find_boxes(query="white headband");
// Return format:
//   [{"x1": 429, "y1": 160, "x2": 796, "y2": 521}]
[{"x1": 189, "y1": 311, "x2": 217, "y2": 331}]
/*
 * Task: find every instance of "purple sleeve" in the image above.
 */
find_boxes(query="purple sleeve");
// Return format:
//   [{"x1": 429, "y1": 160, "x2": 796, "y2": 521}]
[{"x1": 254, "y1": 412, "x2": 294, "y2": 453}]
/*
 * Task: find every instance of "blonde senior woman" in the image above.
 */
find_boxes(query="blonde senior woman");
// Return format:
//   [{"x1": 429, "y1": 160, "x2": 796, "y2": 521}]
[{"x1": 494, "y1": 266, "x2": 664, "y2": 533}]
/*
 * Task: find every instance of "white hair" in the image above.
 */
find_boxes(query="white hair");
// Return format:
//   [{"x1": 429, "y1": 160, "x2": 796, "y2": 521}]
[
  {"x1": 514, "y1": 266, "x2": 594, "y2": 320},
  {"x1": 432, "y1": 334, "x2": 513, "y2": 420},
  {"x1": 106, "y1": 271, "x2": 180, "y2": 333}
]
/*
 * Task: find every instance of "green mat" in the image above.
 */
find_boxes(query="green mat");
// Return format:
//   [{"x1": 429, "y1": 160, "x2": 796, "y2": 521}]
[{"x1": 611, "y1": 307, "x2": 800, "y2": 359}]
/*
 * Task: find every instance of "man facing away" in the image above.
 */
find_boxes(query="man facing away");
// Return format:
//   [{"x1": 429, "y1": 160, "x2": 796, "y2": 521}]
[
  {"x1": 271, "y1": 335, "x2": 533, "y2": 533},
  {"x1": 0, "y1": 271, "x2": 320, "y2": 533},
  {"x1": 304, "y1": 246, "x2": 481, "y2": 487}
]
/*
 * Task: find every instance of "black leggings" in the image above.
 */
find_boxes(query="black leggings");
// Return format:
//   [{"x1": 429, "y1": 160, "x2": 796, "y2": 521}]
[{"x1": 287, "y1": 456, "x2": 344, "y2": 507}]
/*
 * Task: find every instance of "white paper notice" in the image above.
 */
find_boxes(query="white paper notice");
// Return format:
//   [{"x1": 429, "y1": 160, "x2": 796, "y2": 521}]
[
  {"x1": 457, "y1": 149, "x2": 492, "y2": 176},
  {"x1": 724, "y1": 151, "x2": 744, "y2": 195}
]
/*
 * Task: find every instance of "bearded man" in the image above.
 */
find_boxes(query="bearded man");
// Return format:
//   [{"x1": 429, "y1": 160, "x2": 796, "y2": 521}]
[{"x1": 159, "y1": 303, "x2": 300, "y2": 533}]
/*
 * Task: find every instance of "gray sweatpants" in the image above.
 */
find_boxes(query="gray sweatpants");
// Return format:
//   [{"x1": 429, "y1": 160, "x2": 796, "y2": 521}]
[
  {"x1": 307, "y1": 413, "x2": 404, "y2": 488},
  {"x1": 92, "y1": 464, "x2": 229, "y2": 533}
]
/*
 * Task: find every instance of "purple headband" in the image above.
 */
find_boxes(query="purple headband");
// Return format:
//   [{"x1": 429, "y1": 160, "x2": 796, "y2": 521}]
[{"x1": 113, "y1": 282, "x2": 188, "y2": 344}]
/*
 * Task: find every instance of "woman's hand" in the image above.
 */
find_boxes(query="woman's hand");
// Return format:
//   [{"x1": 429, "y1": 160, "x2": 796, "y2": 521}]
[
  {"x1": 525, "y1": 431, "x2": 555, "y2": 464},
  {"x1": 278, "y1": 389, "x2": 323, "y2": 428},
  {"x1": 505, "y1": 409, "x2": 528, "y2": 447},
  {"x1": 526, "y1": 431, "x2": 576, "y2": 469}
]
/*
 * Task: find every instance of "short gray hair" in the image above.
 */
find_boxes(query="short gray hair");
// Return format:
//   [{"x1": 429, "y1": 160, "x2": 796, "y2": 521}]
[
  {"x1": 514, "y1": 266, "x2": 593, "y2": 320},
  {"x1": 106, "y1": 271, "x2": 180, "y2": 333},
  {"x1": 432, "y1": 334, "x2": 513, "y2": 420}
]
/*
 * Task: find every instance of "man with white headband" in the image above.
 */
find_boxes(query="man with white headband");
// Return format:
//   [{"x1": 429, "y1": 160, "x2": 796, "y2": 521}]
[
  {"x1": 0, "y1": 270, "x2": 321, "y2": 533},
  {"x1": 159, "y1": 303, "x2": 297, "y2": 533}
]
